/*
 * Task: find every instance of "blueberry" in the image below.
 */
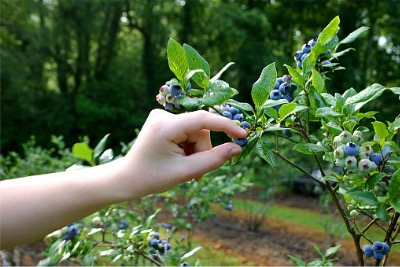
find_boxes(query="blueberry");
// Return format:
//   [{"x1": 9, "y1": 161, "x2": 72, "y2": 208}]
[
  {"x1": 118, "y1": 220, "x2": 129, "y2": 230},
  {"x1": 228, "y1": 107, "x2": 240, "y2": 116},
  {"x1": 308, "y1": 38, "x2": 317, "y2": 47},
  {"x1": 382, "y1": 242, "x2": 390, "y2": 255},
  {"x1": 363, "y1": 244, "x2": 374, "y2": 257},
  {"x1": 233, "y1": 113, "x2": 244, "y2": 122},
  {"x1": 344, "y1": 142, "x2": 359, "y2": 156},
  {"x1": 63, "y1": 231, "x2": 74, "y2": 241},
  {"x1": 282, "y1": 74, "x2": 291, "y2": 83},
  {"x1": 240, "y1": 121, "x2": 251, "y2": 129},
  {"x1": 373, "y1": 241, "x2": 385, "y2": 253},
  {"x1": 274, "y1": 81, "x2": 280, "y2": 89},
  {"x1": 279, "y1": 82, "x2": 291, "y2": 95},
  {"x1": 181, "y1": 262, "x2": 191, "y2": 267},
  {"x1": 68, "y1": 224, "x2": 80, "y2": 235},
  {"x1": 370, "y1": 153, "x2": 383, "y2": 166},
  {"x1": 186, "y1": 83, "x2": 192, "y2": 90},
  {"x1": 169, "y1": 85, "x2": 182, "y2": 96},
  {"x1": 269, "y1": 89, "x2": 282, "y2": 100},
  {"x1": 164, "y1": 103, "x2": 174, "y2": 111},
  {"x1": 159, "y1": 85, "x2": 170, "y2": 96},
  {"x1": 302, "y1": 44, "x2": 311, "y2": 53},
  {"x1": 283, "y1": 129, "x2": 293, "y2": 137},
  {"x1": 294, "y1": 51, "x2": 304, "y2": 61},
  {"x1": 149, "y1": 239, "x2": 160, "y2": 248},
  {"x1": 224, "y1": 204, "x2": 233, "y2": 211},
  {"x1": 163, "y1": 223, "x2": 172, "y2": 229},
  {"x1": 235, "y1": 138, "x2": 247, "y2": 147},
  {"x1": 344, "y1": 156, "x2": 357, "y2": 168},
  {"x1": 296, "y1": 61, "x2": 302, "y2": 69},
  {"x1": 276, "y1": 77, "x2": 283, "y2": 84},
  {"x1": 300, "y1": 53, "x2": 308, "y2": 62},
  {"x1": 358, "y1": 159, "x2": 375, "y2": 172},
  {"x1": 274, "y1": 105, "x2": 281, "y2": 111},
  {"x1": 153, "y1": 232, "x2": 160, "y2": 240},
  {"x1": 222, "y1": 111, "x2": 233, "y2": 119},
  {"x1": 283, "y1": 94, "x2": 293, "y2": 102},
  {"x1": 373, "y1": 251, "x2": 383, "y2": 260},
  {"x1": 156, "y1": 94, "x2": 166, "y2": 105}
]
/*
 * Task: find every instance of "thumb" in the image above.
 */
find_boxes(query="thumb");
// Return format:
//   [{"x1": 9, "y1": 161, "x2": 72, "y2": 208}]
[{"x1": 180, "y1": 142, "x2": 242, "y2": 181}]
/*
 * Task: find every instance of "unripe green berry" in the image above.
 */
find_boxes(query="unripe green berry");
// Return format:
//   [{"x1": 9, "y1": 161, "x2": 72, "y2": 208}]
[
  {"x1": 334, "y1": 145, "x2": 345, "y2": 158},
  {"x1": 352, "y1": 130, "x2": 364, "y2": 144},
  {"x1": 339, "y1": 131, "x2": 353, "y2": 144},
  {"x1": 333, "y1": 136, "x2": 341, "y2": 148},
  {"x1": 350, "y1": 210, "x2": 359, "y2": 217},
  {"x1": 347, "y1": 204, "x2": 355, "y2": 211},
  {"x1": 345, "y1": 156, "x2": 358, "y2": 168}
]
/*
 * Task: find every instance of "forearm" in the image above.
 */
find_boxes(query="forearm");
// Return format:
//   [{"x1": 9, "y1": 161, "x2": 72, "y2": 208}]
[{"x1": 0, "y1": 158, "x2": 129, "y2": 249}]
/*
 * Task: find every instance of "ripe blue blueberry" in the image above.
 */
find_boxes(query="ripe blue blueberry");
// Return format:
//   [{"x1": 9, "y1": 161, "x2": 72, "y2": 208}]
[
  {"x1": 282, "y1": 74, "x2": 291, "y2": 83},
  {"x1": 233, "y1": 113, "x2": 244, "y2": 122},
  {"x1": 164, "y1": 103, "x2": 174, "y2": 111},
  {"x1": 373, "y1": 251, "x2": 383, "y2": 260},
  {"x1": 382, "y1": 242, "x2": 390, "y2": 255},
  {"x1": 149, "y1": 239, "x2": 160, "y2": 248},
  {"x1": 279, "y1": 82, "x2": 291, "y2": 95},
  {"x1": 229, "y1": 107, "x2": 240, "y2": 116},
  {"x1": 297, "y1": 61, "x2": 302, "y2": 69},
  {"x1": 302, "y1": 44, "x2": 311, "y2": 53},
  {"x1": 163, "y1": 223, "x2": 172, "y2": 229},
  {"x1": 344, "y1": 142, "x2": 359, "y2": 156},
  {"x1": 118, "y1": 220, "x2": 129, "y2": 230},
  {"x1": 269, "y1": 89, "x2": 282, "y2": 100},
  {"x1": 301, "y1": 53, "x2": 308, "y2": 61},
  {"x1": 153, "y1": 232, "x2": 160, "y2": 240},
  {"x1": 308, "y1": 38, "x2": 317, "y2": 47},
  {"x1": 240, "y1": 121, "x2": 251, "y2": 129},
  {"x1": 363, "y1": 244, "x2": 374, "y2": 257},
  {"x1": 294, "y1": 51, "x2": 303, "y2": 61},
  {"x1": 169, "y1": 85, "x2": 182, "y2": 96},
  {"x1": 222, "y1": 111, "x2": 233, "y2": 119},
  {"x1": 369, "y1": 153, "x2": 383, "y2": 166},
  {"x1": 283, "y1": 129, "x2": 293, "y2": 137},
  {"x1": 235, "y1": 138, "x2": 248, "y2": 147},
  {"x1": 373, "y1": 241, "x2": 385, "y2": 253}
]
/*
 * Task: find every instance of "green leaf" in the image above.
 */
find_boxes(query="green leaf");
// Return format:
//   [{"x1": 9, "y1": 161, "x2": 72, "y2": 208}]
[
  {"x1": 262, "y1": 99, "x2": 289, "y2": 108},
  {"x1": 344, "y1": 83, "x2": 386, "y2": 111},
  {"x1": 225, "y1": 99, "x2": 255, "y2": 113},
  {"x1": 145, "y1": 209, "x2": 160, "y2": 229},
  {"x1": 312, "y1": 69, "x2": 325, "y2": 93},
  {"x1": 279, "y1": 103, "x2": 297, "y2": 121},
  {"x1": 318, "y1": 16, "x2": 340, "y2": 44},
  {"x1": 390, "y1": 87, "x2": 400, "y2": 95},
  {"x1": 99, "y1": 148, "x2": 114, "y2": 164},
  {"x1": 94, "y1": 134, "x2": 110, "y2": 162},
  {"x1": 256, "y1": 141, "x2": 277, "y2": 168},
  {"x1": 376, "y1": 204, "x2": 390, "y2": 222},
  {"x1": 201, "y1": 80, "x2": 236, "y2": 106},
  {"x1": 388, "y1": 169, "x2": 400, "y2": 212},
  {"x1": 181, "y1": 246, "x2": 203, "y2": 260},
  {"x1": 338, "y1": 26, "x2": 369, "y2": 46},
  {"x1": 316, "y1": 107, "x2": 343, "y2": 118},
  {"x1": 288, "y1": 255, "x2": 307, "y2": 266},
  {"x1": 72, "y1": 143, "x2": 93, "y2": 163},
  {"x1": 365, "y1": 172, "x2": 386, "y2": 190},
  {"x1": 389, "y1": 118, "x2": 400, "y2": 132},
  {"x1": 176, "y1": 96, "x2": 200, "y2": 109},
  {"x1": 252, "y1": 63, "x2": 277, "y2": 108},
  {"x1": 284, "y1": 64, "x2": 305, "y2": 88},
  {"x1": 211, "y1": 62, "x2": 235, "y2": 82},
  {"x1": 293, "y1": 143, "x2": 326, "y2": 155},
  {"x1": 325, "y1": 245, "x2": 341, "y2": 257},
  {"x1": 372, "y1": 121, "x2": 390, "y2": 147},
  {"x1": 348, "y1": 191, "x2": 378, "y2": 206},
  {"x1": 183, "y1": 44, "x2": 210, "y2": 88},
  {"x1": 167, "y1": 38, "x2": 189, "y2": 82}
]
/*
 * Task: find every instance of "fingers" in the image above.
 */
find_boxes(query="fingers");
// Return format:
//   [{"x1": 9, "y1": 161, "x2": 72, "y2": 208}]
[
  {"x1": 177, "y1": 110, "x2": 248, "y2": 138},
  {"x1": 178, "y1": 142, "x2": 242, "y2": 182}
]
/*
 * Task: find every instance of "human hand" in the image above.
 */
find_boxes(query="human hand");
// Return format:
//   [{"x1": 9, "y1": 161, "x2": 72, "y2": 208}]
[{"x1": 116, "y1": 109, "x2": 248, "y2": 199}]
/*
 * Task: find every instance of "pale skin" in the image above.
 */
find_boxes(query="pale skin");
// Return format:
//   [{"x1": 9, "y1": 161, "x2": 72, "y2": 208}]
[{"x1": 0, "y1": 109, "x2": 247, "y2": 249}]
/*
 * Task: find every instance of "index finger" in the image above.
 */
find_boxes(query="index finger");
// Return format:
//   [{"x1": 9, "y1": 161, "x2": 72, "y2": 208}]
[{"x1": 176, "y1": 110, "x2": 248, "y2": 138}]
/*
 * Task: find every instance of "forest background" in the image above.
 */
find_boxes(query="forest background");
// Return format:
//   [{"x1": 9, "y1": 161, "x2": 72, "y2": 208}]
[{"x1": 1, "y1": 0, "x2": 399, "y2": 155}]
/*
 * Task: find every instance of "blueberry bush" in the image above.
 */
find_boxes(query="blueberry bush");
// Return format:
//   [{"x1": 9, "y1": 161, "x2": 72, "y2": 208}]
[
  {"x1": 154, "y1": 16, "x2": 399, "y2": 266},
  {"x1": 37, "y1": 16, "x2": 399, "y2": 266}
]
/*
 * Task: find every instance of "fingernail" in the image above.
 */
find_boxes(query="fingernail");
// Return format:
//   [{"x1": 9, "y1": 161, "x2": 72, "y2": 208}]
[{"x1": 229, "y1": 146, "x2": 242, "y2": 157}]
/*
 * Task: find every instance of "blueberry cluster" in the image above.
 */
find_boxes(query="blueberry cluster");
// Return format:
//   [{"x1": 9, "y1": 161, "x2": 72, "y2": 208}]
[
  {"x1": 333, "y1": 130, "x2": 386, "y2": 177},
  {"x1": 294, "y1": 38, "x2": 331, "y2": 69},
  {"x1": 63, "y1": 224, "x2": 80, "y2": 240},
  {"x1": 269, "y1": 74, "x2": 296, "y2": 111},
  {"x1": 211, "y1": 104, "x2": 251, "y2": 147},
  {"x1": 363, "y1": 242, "x2": 390, "y2": 260},
  {"x1": 148, "y1": 232, "x2": 172, "y2": 257},
  {"x1": 156, "y1": 84, "x2": 190, "y2": 111}
]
